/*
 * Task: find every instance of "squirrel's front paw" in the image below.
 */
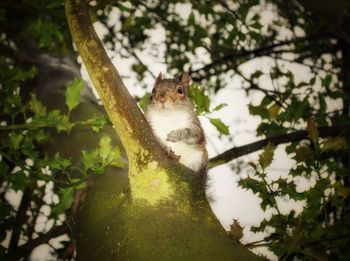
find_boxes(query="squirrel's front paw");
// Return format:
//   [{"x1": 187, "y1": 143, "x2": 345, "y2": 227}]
[
  {"x1": 166, "y1": 130, "x2": 180, "y2": 142},
  {"x1": 166, "y1": 147, "x2": 181, "y2": 160}
]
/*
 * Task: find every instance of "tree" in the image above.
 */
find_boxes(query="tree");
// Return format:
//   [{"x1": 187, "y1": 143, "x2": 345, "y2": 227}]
[{"x1": 0, "y1": 0, "x2": 349, "y2": 260}]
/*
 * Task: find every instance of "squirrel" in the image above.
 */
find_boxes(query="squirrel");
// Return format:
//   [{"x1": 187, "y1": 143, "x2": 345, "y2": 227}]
[{"x1": 145, "y1": 72, "x2": 208, "y2": 176}]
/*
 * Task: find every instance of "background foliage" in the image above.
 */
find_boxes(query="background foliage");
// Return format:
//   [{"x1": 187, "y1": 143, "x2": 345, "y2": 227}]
[{"x1": 0, "y1": 0, "x2": 349, "y2": 260}]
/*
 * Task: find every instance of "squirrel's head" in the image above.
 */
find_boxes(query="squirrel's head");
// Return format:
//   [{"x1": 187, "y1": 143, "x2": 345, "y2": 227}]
[{"x1": 150, "y1": 72, "x2": 191, "y2": 109}]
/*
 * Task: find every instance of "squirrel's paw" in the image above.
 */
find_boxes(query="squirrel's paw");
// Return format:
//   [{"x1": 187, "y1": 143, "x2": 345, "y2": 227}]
[
  {"x1": 166, "y1": 147, "x2": 181, "y2": 160},
  {"x1": 166, "y1": 130, "x2": 181, "y2": 142}
]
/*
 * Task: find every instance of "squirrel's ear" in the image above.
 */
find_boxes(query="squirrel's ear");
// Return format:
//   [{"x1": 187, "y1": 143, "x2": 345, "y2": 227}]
[
  {"x1": 180, "y1": 72, "x2": 191, "y2": 88},
  {"x1": 156, "y1": 72, "x2": 163, "y2": 82}
]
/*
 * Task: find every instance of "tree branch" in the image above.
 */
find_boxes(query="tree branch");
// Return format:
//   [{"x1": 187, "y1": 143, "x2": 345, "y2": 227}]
[
  {"x1": 8, "y1": 224, "x2": 68, "y2": 260},
  {"x1": 189, "y1": 37, "x2": 313, "y2": 81},
  {"x1": 6, "y1": 188, "x2": 32, "y2": 258},
  {"x1": 64, "y1": 0, "x2": 163, "y2": 161},
  {"x1": 209, "y1": 125, "x2": 350, "y2": 168}
]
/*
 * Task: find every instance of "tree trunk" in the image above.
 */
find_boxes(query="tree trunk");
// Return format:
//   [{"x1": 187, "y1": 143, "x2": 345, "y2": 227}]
[{"x1": 62, "y1": 0, "x2": 261, "y2": 260}]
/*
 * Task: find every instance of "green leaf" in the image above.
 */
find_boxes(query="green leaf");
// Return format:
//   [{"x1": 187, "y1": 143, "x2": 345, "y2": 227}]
[
  {"x1": 209, "y1": 118, "x2": 230, "y2": 135},
  {"x1": 259, "y1": 143, "x2": 275, "y2": 170},
  {"x1": 70, "y1": 179, "x2": 87, "y2": 190},
  {"x1": 99, "y1": 136, "x2": 112, "y2": 163},
  {"x1": 318, "y1": 94, "x2": 327, "y2": 113},
  {"x1": 108, "y1": 147, "x2": 124, "y2": 167},
  {"x1": 213, "y1": 103, "x2": 227, "y2": 111},
  {"x1": 10, "y1": 172, "x2": 30, "y2": 192},
  {"x1": 249, "y1": 104, "x2": 269, "y2": 119},
  {"x1": 82, "y1": 150, "x2": 98, "y2": 170},
  {"x1": 9, "y1": 133, "x2": 23, "y2": 150},
  {"x1": 30, "y1": 94, "x2": 47, "y2": 116},
  {"x1": 307, "y1": 118, "x2": 318, "y2": 143},
  {"x1": 51, "y1": 187, "x2": 74, "y2": 216},
  {"x1": 321, "y1": 137, "x2": 347, "y2": 152},
  {"x1": 293, "y1": 146, "x2": 313, "y2": 163},
  {"x1": 65, "y1": 78, "x2": 84, "y2": 112},
  {"x1": 189, "y1": 83, "x2": 210, "y2": 114},
  {"x1": 188, "y1": 12, "x2": 195, "y2": 25},
  {"x1": 268, "y1": 103, "x2": 281, "y2": 120},
  {"x1": 56, "y1": 115, "x2": 74, "y2": 133},
  {"x1": 11, "y1": 66, "x2": 38, "y2": 82},
  {"x1": 50, "y1": 153, "x2": 71, "y2": 169},
  {"x1": 139, "y1": 92, "x2": 151, "y2": 112},
  {"x1": 321, "y1": 75, "x2": 332, "y2": 88},
  {"x1": 334, "y1": 182, "x2": 350, "y2": 198}
]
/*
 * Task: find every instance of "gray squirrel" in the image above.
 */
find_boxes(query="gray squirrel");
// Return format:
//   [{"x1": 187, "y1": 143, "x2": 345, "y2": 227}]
[{"x1": 145, "y1": 72, "x2": 208, "y2": 176}]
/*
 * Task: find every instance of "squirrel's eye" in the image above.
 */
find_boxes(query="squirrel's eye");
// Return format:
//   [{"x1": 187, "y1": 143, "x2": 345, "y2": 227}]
[
  {"x1": 177, "y1": 87, "x2": 183, "y2": 94},
  {"x1": 152, "y1": 88, "x2": 156, "y2": 94}
]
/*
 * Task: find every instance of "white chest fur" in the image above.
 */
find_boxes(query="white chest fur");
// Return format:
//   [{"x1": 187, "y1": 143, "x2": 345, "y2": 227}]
[{"x1": 146, "y1": 108, "x2": 205, "y2": 173}]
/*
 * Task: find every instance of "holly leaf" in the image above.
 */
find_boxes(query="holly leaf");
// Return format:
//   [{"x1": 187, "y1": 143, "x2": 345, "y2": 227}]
[
  {"x1": 268, "y1": 103, "x2": 281, "y2": 120},
  {"x1": 321, "y1": 137, "x2": 347, "y2": 152},
  {"x1": 307, "y1": 118, "x2": 318, "y2": 143},
  {"x1": 51, "y1": 187, "x2": 74, "y2": 216},
  {"x1": 56, "y1": 115, "x2": 74, "y2": 133},
  {"x1": 209, "y1": 118, "x2": 230, "y2": 135},
  {"x1": 30, "y1": 94, "x2": 47, "y2": 116},
  {"x1": 213, "y1": 103, "x2": 227, "y2": 111},
  {"x1": 65, "y1": 78, "x2": 84, "y2": 112},
  {"x1": 99, "y1": 136, "x2": 112, "y2": 163},
  {"x1": 228, "y1": 219, "x2": 244, "y2": 241},
  {"x1": 189, "y1": 83, "x2": 210, "y2": 114},
  {"x1": 82, "y1": 150, "x2": 98, "y2": 170},
  {"x1": 293, "y1": 146, "x2": 313, "y2": 163},
  {"x1": 259, "y1": 143, "x2": 275, "y2": 170}
]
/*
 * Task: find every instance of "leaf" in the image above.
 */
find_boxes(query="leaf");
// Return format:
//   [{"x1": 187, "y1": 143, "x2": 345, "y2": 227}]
[
  {"x1": 139, "y1": 92, "x2": 151, "y2": 112},
  {"x1": 321, "y1": 75, "x2": 332, "y2": 88},
  {"x1": 65, "y1": 78, "x2": 84, "y2": 112},
  {"x1": 9, "y1": 133, "x2": 23, "y2": 150},
  {"x1": 10, "y1": 172, "x2": 29, "y2": 192},
  {"x1": 228, "y1": 219, "x2": 244, "y2": 241},
  {"x1": 321, "y1": 137, "x2": 347, "y2": 152},
  {"x1": 50, "y1": 153, "x2": 71, "y2": 169},
  {"x1": 108, "y1": 148, "x2": 124, "y2": 167},
  {"x1": 333, "y1": 182, "x2": 350, "y2": 198},
  {"x1": 213, "y1": 103, "x2": 227, "y2": 111},
  {"x1": 307, "y1": 118, "x2": 318, "y2": 143},
  {"x1": 209, "y1": 118, "x2": 230, "y2": 135},
  {"x1": 56, "y1": 115, "x2": 74, "y2": 133},
  {"x1": 51, "y1": 187, "x2": 74, "y2": 216},
  {"x1": 268, "y1": 103, "x2": 281, "y2": 120},
  {"x1": 259, "y1": 143, "x2": 275, "y2": 170},
  {"x1": 293, "y1": 146, "x2": 313, "y2": 163},
  {"x1": 30, "y1": 94, "x2": 47, "y2": 116},
  {"x1": 249, "y1": 104, "x2": 269, "y2": 119},
  {"x1": 99, "y1": 136, "x2": 112, "y2": 163},
  {"x1": 82, "y1": 150, "x2": 98, "y2": 170},
  {"x1": 188, "y1": 83, "x2": 210, "y2": 114},
  {"x1": 70, "y1": 178, "x2": 87, "y2": 190},
  {"x1": 188, "y1": 12, "x2": 195, "y2": 25},
  {"x1": 318, "y1": 95, "x2": 327, "y2": 113}
]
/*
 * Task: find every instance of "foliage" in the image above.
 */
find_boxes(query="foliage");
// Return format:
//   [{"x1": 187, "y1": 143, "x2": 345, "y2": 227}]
[
  {"x1": 1, "y1": 0, "x2": 350, "y2": 260},
  {"x1": 0, "y1": 57, "x2": 122, "y2": 258}
]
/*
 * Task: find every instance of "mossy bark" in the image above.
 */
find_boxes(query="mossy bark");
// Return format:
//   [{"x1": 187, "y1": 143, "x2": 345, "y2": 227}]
[{"x1": 65, "y1": 0, "x2": 261, "y2": 260}]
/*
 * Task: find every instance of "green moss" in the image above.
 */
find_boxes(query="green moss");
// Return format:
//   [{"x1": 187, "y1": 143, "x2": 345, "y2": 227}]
[{"x1": 128, "y1": 160, "x2": 175, "y2": 205}]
